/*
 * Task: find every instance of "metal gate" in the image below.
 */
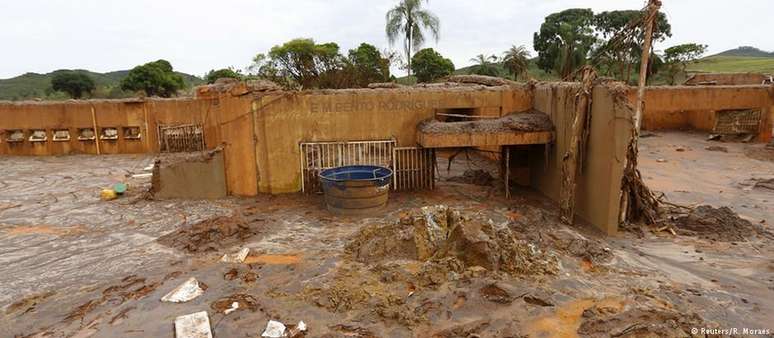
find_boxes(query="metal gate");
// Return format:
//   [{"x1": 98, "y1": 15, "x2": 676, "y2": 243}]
[
  {"x1": 393, "y1": 147, "x2": 435, "y2": 191},
  {"x1": 713, "y1": 109, "x2": 762, "y2": 135},
  {"x1": 299, "y1": 140, "x2": 395, "y2": 193},
  {"x1": 158, "y1": 124, "x2": 205, "y2": 153}
]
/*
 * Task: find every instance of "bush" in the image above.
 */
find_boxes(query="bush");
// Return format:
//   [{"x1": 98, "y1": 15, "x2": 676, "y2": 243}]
[
  {"x1": 50, "y1": 71, "x2": 95, "y2": 99},
  {"x1": 205, "y1": 68, "x2": 243, "y2": 84},
  {"x1": 411, "y1": 48, "x2": 455, "y2": 83},
  {"x1": 120, "y1": 60, "x2": 184, "y2": 97}
]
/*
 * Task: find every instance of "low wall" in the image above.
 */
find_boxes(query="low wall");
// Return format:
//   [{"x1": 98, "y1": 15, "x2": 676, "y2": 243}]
[
  {"x1": 639, "y1": 85, "x2": 774, "y2": 142},
  {"x1": 530, "y1": 83, "x2": 633, "y2": 235},
  {"x1": 152, "y1": 150, "x2": 228, "y2": 199},
  {"x1": 685, "y1": 73, "x2": 772, "y2": 86},
  {"x1": 0, "y1": 96, "x2": 257, "y2": 196}
]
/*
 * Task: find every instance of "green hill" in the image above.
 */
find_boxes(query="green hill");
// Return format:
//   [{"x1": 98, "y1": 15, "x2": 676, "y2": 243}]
[
  {"x1": 0, "y1": 69, "x2": 204, "y2": 101},
  {"x1": 711, "y1": 46, "x2": 774, "y2": 58},
  {"x1": 687, "y1": 56, "x2": 774, "y2": 74}
]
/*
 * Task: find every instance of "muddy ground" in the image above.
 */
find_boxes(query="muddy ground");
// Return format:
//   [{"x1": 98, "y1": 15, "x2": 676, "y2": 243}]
[{"x1": 1, "y1": 132, "x2": 773, "y2": 337}]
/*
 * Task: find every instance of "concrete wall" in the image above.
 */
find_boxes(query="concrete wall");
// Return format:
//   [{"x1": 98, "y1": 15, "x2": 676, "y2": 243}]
[
  {"x1": 0, "y1": 95, "x2": 257, "y2": 196},
  {"x1": 253, "y1": 86, "x2": 532, "y2": 193},
  {"x1": 639, "y1": 85, "x2": 774, "y2": 142},
  {"x1": 152, "y1": 150, "x2": 228, "y2": 199},
  {"x1": 530, "y1": 83, "x2": 633, "y2": 234},
  {"x1": 685, "y1": 73, "x2": 772, "y2": 86}
]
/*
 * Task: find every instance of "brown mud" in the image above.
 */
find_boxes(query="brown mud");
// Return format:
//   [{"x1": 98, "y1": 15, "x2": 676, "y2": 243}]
[{"x1": 2, "y1": 148, "x2": 773, "y2": 337}]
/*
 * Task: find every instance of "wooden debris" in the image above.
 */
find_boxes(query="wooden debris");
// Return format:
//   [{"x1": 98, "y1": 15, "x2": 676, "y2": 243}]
[{"x1": 560, "y1": 66, "x2": 597, "y2": 224}]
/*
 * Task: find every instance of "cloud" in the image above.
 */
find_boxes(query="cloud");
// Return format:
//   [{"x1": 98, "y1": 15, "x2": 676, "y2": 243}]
[{"x1": 0, "y1": 0, "x2": 771, "y2": 79}]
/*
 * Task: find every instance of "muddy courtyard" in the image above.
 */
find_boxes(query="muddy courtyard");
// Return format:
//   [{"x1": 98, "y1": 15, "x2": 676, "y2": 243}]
[{"x1": 1, "y1": 131, "x2": 773, "y2": 337}]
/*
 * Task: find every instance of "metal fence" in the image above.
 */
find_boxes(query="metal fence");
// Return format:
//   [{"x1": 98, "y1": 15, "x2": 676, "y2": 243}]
[
  {"x1": 158, "y1": 124, "x2": 205, "y2": 153},
  {"x1": 299, "y1": 140, "x2": 395, "y2": 193},
  {"x1": 713, "y1": 109, "x2": 762, "y2": 135},
  {"x1": 393, "y1": 147, "x2": 435, "y2": 191}
]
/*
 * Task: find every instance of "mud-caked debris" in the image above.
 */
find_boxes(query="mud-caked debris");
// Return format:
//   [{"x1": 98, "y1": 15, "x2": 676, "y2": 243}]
[
  {"x1": 547, "y1": 230, "x2": 614, "y2": 266},
  {"x1": 157, "y1": 215, "x2": 258, "y2": 253},
  {"x1": 211, "y1": 294, "x2": 259, "y2": 313},
  {"x1": 348, "y1": 206, "x2": 559, "y2": 277},
  {"x1": 447, "y1": 169, "x2": 495, "y2": 186},
  {"x1": 675, "y1": 205, "x2": 764, "y2": 242},
  {"x1": 578, "y1": 305, "x2": 703, "y2": 338},
  {"x1": 5, "y1": 291, "x2": 55, "y2": 315},
  {"x1": 429, "y1": 319, "x2": 490, "y2": 338},
  {"x1": 479, "y1": 284, "x2": 513, "y2": 304}
]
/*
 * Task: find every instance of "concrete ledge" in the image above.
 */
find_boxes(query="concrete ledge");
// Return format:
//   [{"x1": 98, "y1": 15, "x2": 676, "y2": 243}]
[{"x1": 417, "y1": 130, "x2": 554, "y2": 148}]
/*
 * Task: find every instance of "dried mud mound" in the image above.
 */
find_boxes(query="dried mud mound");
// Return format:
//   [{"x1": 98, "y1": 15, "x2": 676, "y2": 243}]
[
  {"x1": 418, "y1": 111, "x2": 554, "y2": 134},
  {"x1": 346, "y1": 205, "x2": 559, "y2": 276},
  {"x1": 157, "y1": 215, "x2": 258, "y2": 253},
  {"x1": 675, "y1": 205, "x2": 764, "y2": 242}
]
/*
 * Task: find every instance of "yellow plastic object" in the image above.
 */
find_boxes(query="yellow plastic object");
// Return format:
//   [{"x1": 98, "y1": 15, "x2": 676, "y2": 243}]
[{"x1": 100, "y1": 189, "x2": 117, "y2": 201}]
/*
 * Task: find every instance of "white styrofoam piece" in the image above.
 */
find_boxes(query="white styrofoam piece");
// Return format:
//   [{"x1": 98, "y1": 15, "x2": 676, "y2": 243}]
[{"x1": 174, "y1": 311, "x2": 212, "y2": 338}]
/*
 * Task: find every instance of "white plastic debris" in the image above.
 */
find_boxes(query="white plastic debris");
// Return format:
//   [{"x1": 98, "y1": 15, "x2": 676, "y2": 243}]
[
  {"x1": 297, "y1": 321, "x2": 307, "y2": 332},
  {"x1": 224, "y1": 301, "x2": 239, "y2": 315},
  {"x1": 221, "y1": 248, "x2": 250, "y2": 264},
  {"x1": 261, "y1": 320, "x2": 286, "y2": 338},
  {"x1": 174, "y1": 311, "x2": 213, "y2": 338},
  {"x1": 131, "y1": 173, "x2": 153, "y2": 179},
  {"x1": 161, "y1": 277, "x2": 205, "y2": 303}
]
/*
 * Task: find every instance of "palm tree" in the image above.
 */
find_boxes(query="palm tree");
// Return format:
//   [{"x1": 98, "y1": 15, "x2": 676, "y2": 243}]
[
  {"x1": 386, "y1": 0, "x2": 440, "y2": 76},
  {"x1": 469, "y1": 54, "x2": 500, "y2": 77},
  {"x1": 503, "y1": 45, "x2": 531, "y2": 80}
]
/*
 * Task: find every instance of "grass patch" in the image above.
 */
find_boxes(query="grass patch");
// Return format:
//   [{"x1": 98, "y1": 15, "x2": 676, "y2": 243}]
[{"x1": 687, "y1": 56, "x2": 774, "y2": 74}]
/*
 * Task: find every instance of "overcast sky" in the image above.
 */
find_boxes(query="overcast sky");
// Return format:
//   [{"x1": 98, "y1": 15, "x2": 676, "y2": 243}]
[{"x1": 1, "y1": 0, "x2": 772, "y2": 79}]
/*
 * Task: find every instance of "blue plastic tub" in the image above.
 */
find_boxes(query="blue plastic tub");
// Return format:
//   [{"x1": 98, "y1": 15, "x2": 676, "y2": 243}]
[{"x1": 319, "y1": 165, "x2": 393, "y2": 215}]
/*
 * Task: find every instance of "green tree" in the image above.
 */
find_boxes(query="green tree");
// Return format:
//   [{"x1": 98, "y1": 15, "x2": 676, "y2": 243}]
[
  {"x1": 205, "y1": 67, "x2": 243, "y2": 84},
  {"x1": 50, "y1": 71, "x2": 95, "y2": 99},
  {"x1": 468, "y1": 54, "x2": 501, "y2": 77},
  {"x1": 533, "y1": 8, "x2": 596, "y2": 79},
  {"x1": 120, "y1": 60, "x2": 184, "y2": 97},
  {"x1": 593, "y1": 10, "x2": 672, "y2": 82},
  {"x1": 346, "y1": 43, "x2": 391, "y2": 87},
  {"x1": 259, "y1": 38, "x2": 345, "y2": 89},
  {"x1": 386, "y1": 0, "x2": 440, "y2": 76},
  {"x1": 411, "y1": 48, "x2": 454, "y2": 83},
  {"x1": 503, "y1": 45, "x2": 531, "y2": 80},
  {"x1": 663, "y1": 43, "x2": 708, "y2": 85}
]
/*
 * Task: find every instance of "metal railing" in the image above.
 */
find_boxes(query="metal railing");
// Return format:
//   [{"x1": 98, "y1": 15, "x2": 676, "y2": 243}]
[
  {"x1": 299, "y1": 140, "x2": 395, "y2": 193},
  {"x1": 158, "y1": 124, "x2": 205, "y2": 153},
  {"x1": 393, "y1": 147, "x2": 435, "y2": 191}
]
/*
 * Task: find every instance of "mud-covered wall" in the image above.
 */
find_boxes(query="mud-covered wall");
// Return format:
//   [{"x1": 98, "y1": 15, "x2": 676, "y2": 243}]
[
  {"x1": 152, "y1": 150, "x2": 228, "y2": 199},
  {"x1": 684, "y1": 73, "x2": 771, "y2": 86},
  {"x1": 639, "y1": 85, "x2": 774, "y2": 143},
  {"x1": 0, "y1": 96, "x2": 257, "y2": 196},
  {"x1": 530, "y1": 83, "x2": 633, "y2": 234},
  {"x1": 253, "y1": 86, "x2": 533, "y2": 193}
]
